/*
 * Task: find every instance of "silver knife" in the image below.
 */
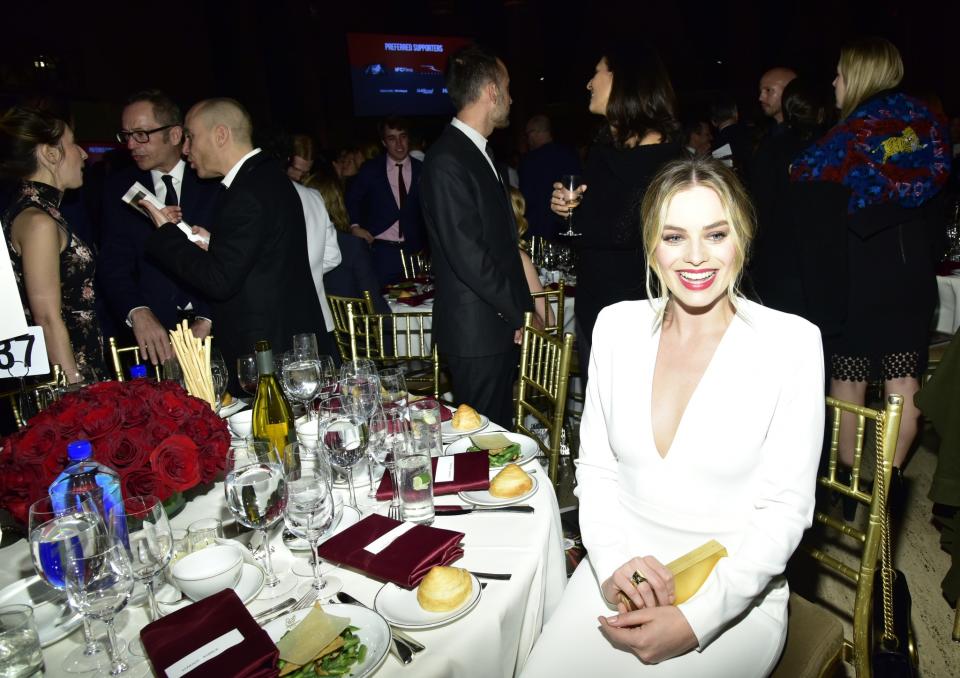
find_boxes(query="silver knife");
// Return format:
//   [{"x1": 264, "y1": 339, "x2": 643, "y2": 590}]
[
  {"x1": 435, "y1": 505, "x2": 534, "y2": 515},
  {"x1": 252, "y1": 597, "x2": 296, "y2": 621},
  {"x1": 335, "y1": 592, "x2": 418, "y2": 662}
]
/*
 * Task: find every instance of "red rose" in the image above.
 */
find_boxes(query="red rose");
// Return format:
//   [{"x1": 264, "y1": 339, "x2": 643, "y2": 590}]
[
  {"x1": 118, "y1": 396, "x2": 150, "y2": 428},
  {"x1": 80, "y1": 403, "x2": 120, "y2": 439},
  {"x1": 149, "y1": 435, "x2": 201, "y2": 492},
  {"x1": 16, "y1": 422, "x2": 60, "y2": 463},
  {"x1": 146, "y1": 419, "x2": 178, "y2": 446},
  {"x1": 121, "y1": 468, "x2": 171, "y2": 502},
  {"x1": 0, "y1": 461, "x2": 45, "y2": 525},
  {"x1": 198, "y1": 430, "x2": 230, "y2": 483},
  {"x1": 157, "y1": 392, "x2": 190, "y2": 423},
  {"x1": 56, "y1": 407, "x2": 83, "y2": 439},
  {"x1": 97, "y1": 430, "x2": 148, "y2": 472}
]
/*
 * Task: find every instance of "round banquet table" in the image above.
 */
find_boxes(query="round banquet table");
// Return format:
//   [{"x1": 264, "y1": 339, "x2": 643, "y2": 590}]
[
  {"x1": 0, "y1": 418, "x2": 567, "y2": 678},
  {"x1": 936, "y1": 274, "x2": 960, "y2": 334}
]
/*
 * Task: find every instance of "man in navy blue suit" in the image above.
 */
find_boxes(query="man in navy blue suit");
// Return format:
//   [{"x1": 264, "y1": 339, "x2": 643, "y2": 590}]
[
  {"x1": 345, "y1": 117, "x2": 424, "y2": 286},
  {"x1": 99, "y1": 90, "x2": 219, "y2": 366}
]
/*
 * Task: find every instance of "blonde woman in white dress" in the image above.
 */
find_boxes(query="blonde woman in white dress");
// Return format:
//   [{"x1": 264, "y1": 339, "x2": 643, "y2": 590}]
[{"x1": 521, "y1": 157, "x2": 824, "y2": 677}]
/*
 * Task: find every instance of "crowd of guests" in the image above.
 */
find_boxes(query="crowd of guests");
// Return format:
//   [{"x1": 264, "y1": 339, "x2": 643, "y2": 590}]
[{"x1": 0, "y1": 35, "x2": 955, "y2": 673}]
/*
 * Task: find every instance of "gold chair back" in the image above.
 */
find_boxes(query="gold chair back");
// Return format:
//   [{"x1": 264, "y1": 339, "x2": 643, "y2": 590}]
[
  {"x1": 772, "y1": 394, "x2": 906, "y2": 678},
  {"x1": 347, "y1": 306, "x2": 444, "y2": 399},
  {"x1": 1, "y1": 364, "x2": 67, "y2": 429},
  {"x1": 108, "y1": 337, "x2": 162, "y2": 381},
  {"x1": 327, "y1": 291, "x2": 376, "y2": 362},
  {"x1": 530, "y1": 280, "x2": 565, "y2": 337},
  {"x1": 515, "y1": 311, "x2": 574, "y2": 485},
  {"x1": 400, "y1": 249, "x2": 428, "y2": 280}
]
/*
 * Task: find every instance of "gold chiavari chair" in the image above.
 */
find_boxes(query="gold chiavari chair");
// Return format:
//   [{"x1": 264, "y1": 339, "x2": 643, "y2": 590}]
[
  {"x1": 327, "y1": 292, "x2": 377, "y2": 362},
  {"x1": 515, "y1": 311, "x2": 574, "y2": 486},
  {"x1": 1, "y1": 364, "x2": 67, "y2": 429},
  {"x1": 399, "y1": 249, "x2": 430, "y2": 280},
  {"x1": 108, "y1": 337, "x2": 162, "y2": 381},
  {"x1": 347, "y1": 305, "x2": 446, "y2": 399},
  {"x1": 530, "y1": 280, "x2": 565, "y2": 338},
  {"x1": 772, "y1": 394, "x2": 914, "y2": 678}
]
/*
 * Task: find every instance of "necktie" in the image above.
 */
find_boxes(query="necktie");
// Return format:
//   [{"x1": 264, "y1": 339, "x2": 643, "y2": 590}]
[
  {"x1": 161, "y1": 174, "x2": 178, "y2": 206},
  {"x1": 396, "y1": 163, "x2": 406, "y2": 238}
]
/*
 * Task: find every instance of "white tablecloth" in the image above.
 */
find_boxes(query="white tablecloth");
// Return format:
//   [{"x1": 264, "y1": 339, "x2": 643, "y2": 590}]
[
  {"x1": 936, "y1": 275, "x2": 960, "y2": 334},
  {"x1": 0, "y1": 424, "x2": 567, "y2": 677}
]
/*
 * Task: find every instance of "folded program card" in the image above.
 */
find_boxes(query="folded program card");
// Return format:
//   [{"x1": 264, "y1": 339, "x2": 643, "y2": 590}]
[
  {"x1": 619, "y1": 539, "x2": 728, "y2": 610},
  {"x1": 469, "y1": 433, "x2": 514, "y2": 449},
  {"x1": 122, "y1": 182, "x2": 208, "y2": 244}
]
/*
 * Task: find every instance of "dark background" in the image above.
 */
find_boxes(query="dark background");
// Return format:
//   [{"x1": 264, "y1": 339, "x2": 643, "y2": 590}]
[{"x1": 2, "y1": 0, "x2": 956, "y2": 153}]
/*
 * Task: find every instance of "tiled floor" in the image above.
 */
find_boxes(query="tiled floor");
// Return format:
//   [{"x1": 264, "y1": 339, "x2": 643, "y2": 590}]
[{"x1": 556, "y1": 424, "x2": 960, "y2": 676}]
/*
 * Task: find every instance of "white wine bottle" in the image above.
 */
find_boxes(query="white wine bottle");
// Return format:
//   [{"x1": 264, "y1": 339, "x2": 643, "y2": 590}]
[{"x1": 251, "y1": 340, "x2": 296, "y2": 459}]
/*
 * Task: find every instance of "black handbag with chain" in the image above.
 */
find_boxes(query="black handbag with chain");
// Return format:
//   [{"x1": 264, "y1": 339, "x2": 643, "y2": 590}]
[{"x1": 871, "y1": 412, "x2": 917, "y2": 678}]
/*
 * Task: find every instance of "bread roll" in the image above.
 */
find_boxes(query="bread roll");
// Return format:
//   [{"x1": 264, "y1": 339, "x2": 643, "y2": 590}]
[
  {"x1": 417, "y1": 566, "x2": 472, "y2": 612},
  {"x1": 489, "y1": 463, "x2": 533, "y2": 498},
  {"x1": 452, "y1": 404, "x2": 482, "y2": 431}
]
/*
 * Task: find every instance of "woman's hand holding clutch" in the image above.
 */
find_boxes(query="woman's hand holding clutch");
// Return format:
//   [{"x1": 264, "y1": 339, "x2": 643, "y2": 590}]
[
  {"x1": 601, "y1": 556, "x2": 674, "y2": 610},
  {"x1": 598, "y1": 605, "x2": 698, "y2": 664}
]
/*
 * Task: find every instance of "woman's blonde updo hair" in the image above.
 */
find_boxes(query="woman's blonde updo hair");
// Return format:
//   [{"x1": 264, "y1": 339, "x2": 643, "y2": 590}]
[
  {"x1": 640, "y1": 157, "x2": 755, "y2": 322},
  {"x1": 838, "y1": 37, "x2": 904, "y2": 119}
]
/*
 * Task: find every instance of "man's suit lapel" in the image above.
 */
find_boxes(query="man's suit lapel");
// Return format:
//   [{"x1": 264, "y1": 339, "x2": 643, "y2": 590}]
[{"x1": 448, "y1": 126, "x2": 515, "y2": 235}]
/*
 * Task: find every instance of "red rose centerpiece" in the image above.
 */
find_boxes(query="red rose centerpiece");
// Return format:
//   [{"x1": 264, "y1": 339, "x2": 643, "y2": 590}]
[{"x1": 0, "y1": 380, "x2": 230, "y2": 525}]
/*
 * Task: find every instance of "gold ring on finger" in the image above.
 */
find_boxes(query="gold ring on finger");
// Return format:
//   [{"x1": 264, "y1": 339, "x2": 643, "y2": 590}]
[{"x1": 631, "y1": 570, "x2": 647, "y2": 588}]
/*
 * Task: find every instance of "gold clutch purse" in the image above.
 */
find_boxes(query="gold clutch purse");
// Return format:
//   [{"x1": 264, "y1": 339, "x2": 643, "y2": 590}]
[{"x1": 617, "y1": 539, "x2": 727, "y2": 610}]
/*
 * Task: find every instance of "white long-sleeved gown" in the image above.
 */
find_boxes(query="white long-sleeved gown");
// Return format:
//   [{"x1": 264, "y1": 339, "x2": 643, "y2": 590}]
[{"x1": 521, "y1": 298, "x2": 824, "y2": 677}]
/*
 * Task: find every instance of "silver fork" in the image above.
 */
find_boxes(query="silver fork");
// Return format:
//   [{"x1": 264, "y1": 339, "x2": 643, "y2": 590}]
[{"x1": 258, "y1": 588, "x2": 318, "y2": 626}]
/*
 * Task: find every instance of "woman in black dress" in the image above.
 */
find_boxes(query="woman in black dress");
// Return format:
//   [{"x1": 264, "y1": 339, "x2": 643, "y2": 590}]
[
  {"x1": 551, "y1": 44, "x2": 681, "y2": 371},
  {"x1": 790, "y1": 38, "x2": 951, "y2": 477},
  {"x1": 0, "y1": 107, "x2": 104, "y2": 381}
]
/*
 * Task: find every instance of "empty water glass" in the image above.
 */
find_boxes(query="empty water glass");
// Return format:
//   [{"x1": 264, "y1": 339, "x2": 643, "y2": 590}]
[{"x1": 0, "y1": 605, "x2": 43, "y2": 678}]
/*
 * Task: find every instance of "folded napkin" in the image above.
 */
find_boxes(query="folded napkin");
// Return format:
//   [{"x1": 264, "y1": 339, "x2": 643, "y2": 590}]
[
  {"x1": 141, "y1": 589, "x2": 278, "y2": 678},
  {"x1": 394, "y1": 290, "x2": 435, "y2": 306},
  {"x1": 375, "y1": 451, "x2": 490, "y2": 500},
  {"x1": 316, "y1": 513, "x2": 464, "y2": 588}
]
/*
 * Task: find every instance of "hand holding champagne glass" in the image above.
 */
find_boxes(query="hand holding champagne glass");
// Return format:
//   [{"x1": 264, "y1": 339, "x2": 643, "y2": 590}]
[{"x1": 555, "y1": 174, "x2": 585, "y2": 237}]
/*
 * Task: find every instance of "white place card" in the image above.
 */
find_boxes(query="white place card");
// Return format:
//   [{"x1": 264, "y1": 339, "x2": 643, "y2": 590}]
[
  {"x1": 0, "y1": 326, "x2": 49, "y2": 378},
  {"x1": 435, "y1": 456, "x2": 455, "y2": 483},
  {"x1": 165, "y1": 628, "x2": 244, "y2": 678},
  {"x1": 364, "y1": 521, "x2": 416, "y2": 555}
]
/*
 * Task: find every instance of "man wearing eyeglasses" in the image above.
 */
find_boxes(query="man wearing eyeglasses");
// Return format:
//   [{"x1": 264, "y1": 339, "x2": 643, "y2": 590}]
[{"x1": 99, "y1": 90, "x2": 219, "y2": 366}]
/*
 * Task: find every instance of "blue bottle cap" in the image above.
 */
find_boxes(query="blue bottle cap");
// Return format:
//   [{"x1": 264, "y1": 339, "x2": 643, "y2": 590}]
[
  {"x1": 130, "y1": 364, "x2": 148, "y2": 379},
  {"x1": 67, "y1": 440, "x2": 93, "y2": 461}
]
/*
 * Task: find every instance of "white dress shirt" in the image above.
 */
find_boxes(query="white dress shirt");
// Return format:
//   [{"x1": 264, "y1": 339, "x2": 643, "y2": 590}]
[
  {"x1": 151, "y1": 159, "x2": 186, "y2": 205},
  {"x1": 293, "y1": 183, "x2": 342, "y2": 331}
]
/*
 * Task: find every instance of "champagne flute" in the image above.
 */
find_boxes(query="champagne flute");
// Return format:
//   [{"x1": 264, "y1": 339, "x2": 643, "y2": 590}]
[
  {"x1": 282, "y1": 443, "x2": 342, "y2": 596},
  {"x1": 63, "y1": 543, "x2": 136, "y2": 677},
  {"x1": 224, "y1": 441, "x2": 295, "y2": 599},
  {"x1": 108, "y1": 495, "x2": 171, "y2": 656},
  {"x1": 558, "y1": 174, "x2": 583, "y2": 237},
  {"x1": 319, "y1": 410, "x2": 369, "y2": 509},
  {"x1": 29, "y1": 495, "x2": 109, "y2": 674},
  {"x1": 237, "y1": 354, "x2": 259, "y2": 396},
  {"x1": 368, "y1": 407, "x2": 411, "y2": 517}
]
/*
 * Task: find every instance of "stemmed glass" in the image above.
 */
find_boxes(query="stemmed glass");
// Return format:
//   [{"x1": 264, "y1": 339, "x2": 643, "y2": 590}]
[
  {"x1": 282, "y1": 443, "x2": 342, "y2": 596},
  {"x1": 339, "y1": 359, "x2": 377, "y2": 381},
  {"x1": 282, "y1": 351, "x2": 322, "y2": 419},
  {"x1": 292, "y1": 333, "x2": 319, "y2": 358},
  {"x1": 63, "y1": 543, "x2": 136, "y2": 677},
  {"x1": 369, "y1": 407, "x2": 411, "y2": 519},
  {"x1": 28, "y1": 495, "x2": 109, "y2": 674},
  {"x1": 237, "y1": 354, "x2": 259, "y2": 397},
  {"x1": 318, "y1": 401, "x2": 369, "y2": 510},
  {"x1": 378, "y1": 368, "x2": 408, "y2": 409},
  {"x1": 224, "y1": 441, "x2": 296, "y2": 599},
  {"x1": 558, "y1": 174, "x2": 583, "y2": 237},
  {"x1": 211, "y1": 351, "x2": 229, "y2": 410},
  {"x1": 108, "y1": 495, "x2": 171, "y2": 657},
  {"x1": 342, "y1": 375, "x2": 382, "y2": 495}
]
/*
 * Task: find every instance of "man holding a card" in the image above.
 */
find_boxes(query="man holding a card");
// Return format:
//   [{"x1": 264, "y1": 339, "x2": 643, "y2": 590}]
[{"x1": 100, "y1": 90, "x2": 219, "y2": 365}]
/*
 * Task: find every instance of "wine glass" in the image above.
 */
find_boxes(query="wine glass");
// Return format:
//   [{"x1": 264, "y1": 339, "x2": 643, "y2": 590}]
[
  {"x1": 28, "y1": 494, "x2": 110, "y2": 674},
  {"x1": 378, "y1": 368, "x2": 408, "y2": 409},
  {"x1": 224, "y1": 441, "x2": 296, "y2": 599},
  {"x1": 368, "y1": 407, "x2": 411, "y2": 518},
  {"x1": 211, "y1": 351, "x2": 229, "y2": 410},
  {"x1": 558, "y1": 174, "x2": 583, "y2": 237},
  {"x1": 292, "y1": 333, "x2": 319, "y2": 359},
  {"x1": 63, "y1": 542, "x2": 136, "y2": 677},
  {"x1": 237, "y1": 354, "x2": 259, "y2": 396},
  {"x1": 342, "y1": 375, "x2": 382, "y2": 494},
  {"x1": 109, "y1": 495, "x2": 171, "y2": 656},
  {"x1": 282, "y1": 442, "x2": 342, "y2": 596},
  {"x1": 282, "y1": 354, "x2": 322, "y2": 420},
  {"x1": 319, "y1": 409, "x2": 369, "y2": 509},
  {"x1": 339, "y1": 359, "x2": 377, "y2": 381}
]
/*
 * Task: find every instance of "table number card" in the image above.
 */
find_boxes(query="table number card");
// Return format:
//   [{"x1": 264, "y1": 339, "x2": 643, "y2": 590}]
[{"x1": 0, "y1": 326, "x2": 49, "y2": 379}]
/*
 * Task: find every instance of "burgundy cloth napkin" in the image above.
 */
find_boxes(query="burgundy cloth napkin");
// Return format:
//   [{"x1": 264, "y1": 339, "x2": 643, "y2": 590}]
[
  {"x1": 375, "y1": 451, "x2": 490, "y2": 500},
  {"x1": 937, "y1": 261, "x2": 960, "y2": 275},
  {"x1": 316, "y1": 513, "x2": 464, "y2": 588},
  {"x1": 547, "y1": 281, "x2": 575, "y2": 297},
  {"x1": 141, "y1": 589, "x2": 278, "y2": 678},
  {"x1": 394, "y1": 290, "x2": 435, "y2": 306}
]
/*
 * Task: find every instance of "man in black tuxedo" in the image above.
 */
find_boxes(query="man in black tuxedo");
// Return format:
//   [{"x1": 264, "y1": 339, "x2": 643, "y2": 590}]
[
  {"x1": 99, "y1": 90, "x2": 219, "y2": 365},
  {"x1": 420, "y1": 45, "x2": 533, "y2": 427},
  {"x1": 346, "y1": 117, "x2": 425, "y2": 286},
  {"x1": 142, "y1": 98, "x2": 329, "y2": 387}
]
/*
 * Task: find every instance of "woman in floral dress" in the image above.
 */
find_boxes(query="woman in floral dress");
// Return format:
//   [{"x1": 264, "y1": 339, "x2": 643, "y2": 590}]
[{"x1": 0, "y1": 107, "x2": 104, "y2": 381}]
